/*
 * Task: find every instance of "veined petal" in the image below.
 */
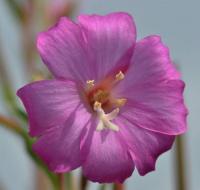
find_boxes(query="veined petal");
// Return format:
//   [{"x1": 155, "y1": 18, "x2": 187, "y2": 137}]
[
  {"x1": 82, "y1": 130, "x2": 135, "y2": 183},
  {"x1": 116, "y1": 117, "x2": 175, "y2": 175},
  {"x1": 118, "y1": 35, "x2": 180, "y2": 88},
  {"x1": 33, "y1": 107, "x2": 92, "y2": 172},
  {"x1": 37, "y1": 17, "x2": 92, "y2": 83},
  {"x1": 17, "y1": 79, "x2": 82, "y2": 136},
  {"x1": 78, "y1": 12, "x2": 136, "y2": 81},
  {"x1": 115, "y1": 36, "x2": 188, "y2": 135}
]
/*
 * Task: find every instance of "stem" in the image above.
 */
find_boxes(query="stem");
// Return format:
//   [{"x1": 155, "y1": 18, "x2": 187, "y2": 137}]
[
  {"x1": 99, "y1": 184, "x2": 106, "y2": 190},
  {"x1": 35, "y1": 169, "x2": 51, "y2": 190},
  {"x1": 58, "y1": 174, "x2": 65, "y2": 190},
  {"x1": 174, "y1": 135, "x2": 188, "y2": 190},
  {"x1": 21, "y1": 20, "x2": 37, "y2": 77},
  {"x1": 80, "y1": 173, "x2": 88, "y2": 190},
  {"x1": 0, "y1": 115, "x2": 23, "y2": 135},
  {"x1": 65, "y1": 173, "x2": 74, "y2": 190},
  {"x1": 24, "y1": 136, "x2": 59, "y2": 189},
  {"x1": 0, "y1": 45, "x2": 27, "y2": 122},
  {"x1": 113, "y1": 183, "x2": 124, "y2": 190}
]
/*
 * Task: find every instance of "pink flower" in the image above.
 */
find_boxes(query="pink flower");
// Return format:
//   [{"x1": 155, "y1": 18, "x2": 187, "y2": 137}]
[{"x1": 17, "y1": 13, "x2": 187, "y2": 183}]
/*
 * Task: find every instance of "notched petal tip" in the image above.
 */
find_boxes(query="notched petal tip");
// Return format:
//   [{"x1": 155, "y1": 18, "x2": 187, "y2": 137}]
[
  {"x1": 78, "y1": 11, "x2": 137, "y2": 38},
  {"x1": 137, "y1": 138, "x2": 175, "y2": 176},
  {"x1": 78, "y1": 11, "x2": 134, "y2": 21},
  {"x1": 138, "y1": 166, "x2": 156, "y2": 176},
  {"x1": 138, "y1": 134, "x2": 176, "y2": 176}
]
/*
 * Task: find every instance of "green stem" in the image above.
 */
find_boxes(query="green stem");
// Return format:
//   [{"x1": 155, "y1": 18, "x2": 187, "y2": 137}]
[
  {"x1": 174, "y1": 136, "x2": 188, "y2": 190},
  {"x1": 0, "y1": 44, "x2": 28, "y2": 122},
  {"x1": 3, "y1": 84, "x2": 28, "y2": 122},
  {"x1": 99, "y1": 184, "x2": 106, "y2": 190},
  {"x1": 23, "y1": 132, "x2": 59, "y2": 189},
  {"x1": 65, "y1": 173, "x2": 73, "y2": 190}
]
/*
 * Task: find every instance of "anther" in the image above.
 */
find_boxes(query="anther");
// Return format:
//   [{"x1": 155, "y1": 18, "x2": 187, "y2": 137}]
[
  {"x1": 114, "y1": 98, "x2": 127, "y2": 107},
  {"x1": 115, "y1": 71, "x2": 124, "y2": 81},
  {"x1": 86, "y1": 80, "x2": 95, "y2": 89}
]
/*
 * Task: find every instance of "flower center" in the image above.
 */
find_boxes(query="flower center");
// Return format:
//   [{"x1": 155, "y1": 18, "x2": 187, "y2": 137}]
[
  {"x1": 87, "y1": 88, "x2": 110, "y2": 110},
  {"x1": 85, "y1": 71, "x2": 126, "y2": 131}
]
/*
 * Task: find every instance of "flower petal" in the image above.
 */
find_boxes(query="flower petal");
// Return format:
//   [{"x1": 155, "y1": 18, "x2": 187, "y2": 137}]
[
  {"x1": 118, "y1": 35, "x2": 180, "y2": 88},
  {"x1": 37, "y1": 17, "x2": 92, "y2": 83},
  {"x1": 115, "y1": 36, "x2": 187, "y2": 135},
  {"x1": 116, "y1": 117, "x2": 175, "y2": 175},
  {"x1": 33, "y1": 106, "x2": 92, "y2": 173},
  {"x1": 17, "y1": 79, "x2": 81, "y2": 136},
  {"x1": 78, "y1": 12, "x2": 136, "y2": 81},
  {"x1": 82, "y1": 130, "x2": 135, "y2": 183}
]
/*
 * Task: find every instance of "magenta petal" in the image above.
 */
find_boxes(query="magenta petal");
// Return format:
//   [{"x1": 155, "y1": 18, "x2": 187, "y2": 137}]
[
  {"x1": 37, "y1": 17, "x2": 91, "y2": 83},
  {"x1": 33, "y1": 107, "x2": 92, "y2": 173},
  {"x1": 82, "y1": 130, "x2": 135, "y2": 183},
  {"x1": 116, "y1": 117, "x2": 175, "y2": 175},
  {"x1": 78, "y1": 12, "x2": 136, "y2": 81},
  {"x1": 116, "y1": 35, "x2": 181, "y2": 93},
  {"x1": 115, "y1": 36, "x2": 187, "y2": 135},
  {"x1": 124, "y1": 35, "x2": 180, "y2": 86},
  {"x1": 119, "y1": 80, "x2": 187, "y2": 135},
  {"x1": 17, "y1": 79, "x2": 81, "y2": 136}
]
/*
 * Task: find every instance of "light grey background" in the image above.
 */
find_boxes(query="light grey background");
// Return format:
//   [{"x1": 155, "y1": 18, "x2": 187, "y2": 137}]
[{"x1": 0, "y1": 0, "x2": 199, "y2": 190}]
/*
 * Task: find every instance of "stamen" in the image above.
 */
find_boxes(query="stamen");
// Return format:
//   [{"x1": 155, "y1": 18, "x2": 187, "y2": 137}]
[
  {"x1": 86, "y1": 80, "x2": 95, "y2": 89},
  {"x1": 114, "y1": 98, "x2": 127, "y2": 107},
  {"x1": 94, "y1": 101, "x2": 119, "y2": 132},
  {"x1": 106, "y1": 108, "x2": 119, "y2": 120},
  {"x1": 115, "y1": 71, "x2": 124, "y2": 81}
]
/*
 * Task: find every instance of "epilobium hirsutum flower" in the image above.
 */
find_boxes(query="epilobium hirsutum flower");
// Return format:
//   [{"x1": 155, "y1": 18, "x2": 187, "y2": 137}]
[{"x1": 17, "y1": 12, "x2": 187, "y2": 183}]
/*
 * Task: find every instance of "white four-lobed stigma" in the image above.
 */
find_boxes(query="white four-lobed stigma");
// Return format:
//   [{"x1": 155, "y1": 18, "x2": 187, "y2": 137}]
[{"x1": 94, "y1": 101, "x2": 120, "y2": 132}]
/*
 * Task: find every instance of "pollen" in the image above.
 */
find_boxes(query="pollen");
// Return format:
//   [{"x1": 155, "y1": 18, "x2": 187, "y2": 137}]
[
  {"x1": 93, "y1": 90, "x2": 109, "y2": 103},
  {"x1": 115, "y1": 71, "x2": 124, "y2": 81},
  {"x1": 114, "y1": 98, "x2": 127, "y2": 107}
]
